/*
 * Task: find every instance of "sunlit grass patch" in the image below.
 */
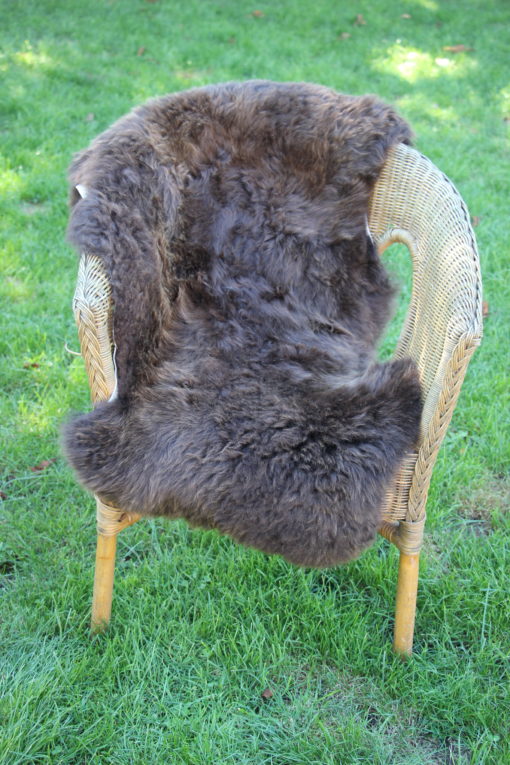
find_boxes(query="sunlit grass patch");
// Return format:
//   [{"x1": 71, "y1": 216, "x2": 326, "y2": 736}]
[
  {"x1": 13, "y1": 42, "x2": 55, "y2": 71},
  {"x1": 372, "y1": 42, "x2": 478, "y2": 84}
]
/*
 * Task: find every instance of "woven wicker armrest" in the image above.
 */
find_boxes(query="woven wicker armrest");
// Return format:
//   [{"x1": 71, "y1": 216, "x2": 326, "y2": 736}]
[
  {"x1": 73, "y1": 253, "x2": 140, "y2": 537},
  {"x1": 73, "y1": 254, "x2": 116, "y2": 405},
  {"x1": 369, "y1": 144, "x2": 483, "y2": 552}
]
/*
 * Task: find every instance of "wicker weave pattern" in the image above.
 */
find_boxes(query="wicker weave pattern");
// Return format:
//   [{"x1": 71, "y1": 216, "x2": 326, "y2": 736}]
[
  {"x1": 74, "y1": 254, "x2": 141, "y2": 535},
  {"x1": 369, "y1": 144, "x2": 482, "y2": 551},
  {"x1": 73, "y1": 144, "x2": 482, "y2": 550},
  {"x1": 73, "y1": 254, "x2": 116, "y2": 404}
]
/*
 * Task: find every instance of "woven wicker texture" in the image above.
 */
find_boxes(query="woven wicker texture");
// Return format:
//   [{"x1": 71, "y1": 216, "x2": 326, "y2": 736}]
[
  {"x1": 369, "y1": 144, "x2": 482, "y2": 552},
  {"x1": 73, "y1": 254, "x2": 141, "y2": 535},
  {"x1": 73, "y1": 254, "x2": 116, "y2": 405},
  {"x1": 72, "y1": 144, "x2": 482, "y2": 550}
]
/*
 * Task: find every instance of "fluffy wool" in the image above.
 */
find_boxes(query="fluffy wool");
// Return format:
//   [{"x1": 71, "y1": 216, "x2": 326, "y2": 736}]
[{"x1": 63, "y1": 80, "x2": 422, "y2": 567}]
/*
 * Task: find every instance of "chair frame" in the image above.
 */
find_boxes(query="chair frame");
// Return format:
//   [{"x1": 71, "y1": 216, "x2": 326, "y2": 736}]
[{"x1": 72, "y1": 143, "x2": 482, "y2": 656}]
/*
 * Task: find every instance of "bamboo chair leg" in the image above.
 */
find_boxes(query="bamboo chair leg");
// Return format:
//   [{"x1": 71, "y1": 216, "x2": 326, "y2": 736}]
[
  {"x1": 393, "y1": 551, "x2": 420, "y2": 657},
  {"x1": 91, "y1": 533, "x2": 117, "y2": 632}
]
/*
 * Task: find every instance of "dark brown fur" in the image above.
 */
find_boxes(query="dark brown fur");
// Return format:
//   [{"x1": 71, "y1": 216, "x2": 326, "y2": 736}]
[{"x1": 63, "y1": 81, "x2": 422, "y2": 567}]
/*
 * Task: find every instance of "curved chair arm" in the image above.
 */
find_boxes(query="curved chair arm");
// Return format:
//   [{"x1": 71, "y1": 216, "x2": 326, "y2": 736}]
[
  {"x1": 73, "y1": 254, "x2": 140, "y2": 537},
  {"x1": 369, "y1": 144, "x2": 483, "y2": 550},
  {"x1": 73, "y1": 253, "x2": 116, "y2": 405}
]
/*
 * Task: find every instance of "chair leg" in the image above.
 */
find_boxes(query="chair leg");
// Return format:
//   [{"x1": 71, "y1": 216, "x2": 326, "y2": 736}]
[
  {"x1": 91, "y1": 532, "x2": 117, "y2": 632},
  {"x1": 393, "y1": 551, "x2": 420, "y2": 657}
]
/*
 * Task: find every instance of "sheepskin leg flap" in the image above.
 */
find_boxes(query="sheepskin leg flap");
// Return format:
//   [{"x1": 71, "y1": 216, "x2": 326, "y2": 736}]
[{"x1": 63, "y1": 81, "x2": 422, "y2": 567}]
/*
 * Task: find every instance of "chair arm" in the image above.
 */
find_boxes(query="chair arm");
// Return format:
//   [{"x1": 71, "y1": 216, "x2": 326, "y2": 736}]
[
  {"x1": 73, "y1": 253, "x2": 140, "y2": 535},
  {"x1": 73, "y1": 253, "x2": 116, "y2": 405},
  {"x1": 369, "y1": 144, "x2": 483, "y2": 534}
]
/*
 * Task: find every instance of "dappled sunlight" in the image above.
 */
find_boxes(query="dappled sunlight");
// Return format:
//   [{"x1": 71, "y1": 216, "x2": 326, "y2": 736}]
[
  {"x1": 407, "y1": 0, "x2": 439, "y2": 9},
  {"x1": 13, "y1": 41, "x2": 54, "y2": 70},
  {"x1": 14, "y1": 366, "x2": 86, "y2": 441},
  {"x1": 0, "y1": 151, "x2": 25, "y2": 197},
  {"x1": 0, "y1": 276, "x2": 32, "y2": 302},
  {"x1": 498, "y1": 83, "x2": 510, "y2": 117},
  {"x1": 3, "y1": 42, "x2": 59, "y2": 109},
  {"x1": 17, "y1": 396, "x2": 56, "y2": 437},
  {"x1": 373, "y1": 43, "x2": 476, "y2": 83},
  {"x1": 0, "y1": 166, "x2": 24, "y2": 195}
]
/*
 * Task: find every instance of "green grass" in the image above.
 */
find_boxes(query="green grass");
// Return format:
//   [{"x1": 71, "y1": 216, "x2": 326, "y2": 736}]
[{"x1": 1, "y1": 0, "x2": 509, "y2": 762}]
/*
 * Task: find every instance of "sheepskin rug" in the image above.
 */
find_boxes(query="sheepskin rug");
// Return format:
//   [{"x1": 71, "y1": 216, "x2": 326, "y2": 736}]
[{"x1": 63, "y1": 81, "x2": 422, "y2": 567}]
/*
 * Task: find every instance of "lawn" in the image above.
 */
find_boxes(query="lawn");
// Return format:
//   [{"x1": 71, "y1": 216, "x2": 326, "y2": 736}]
[{"x1": 1, "y1": 0, "x2": 509, "y2": 762}]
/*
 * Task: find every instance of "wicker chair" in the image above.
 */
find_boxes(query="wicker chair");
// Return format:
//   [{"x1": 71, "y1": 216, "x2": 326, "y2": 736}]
[{"x1": 72, "y1": 142, "x2": 482, "y2": 656}]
